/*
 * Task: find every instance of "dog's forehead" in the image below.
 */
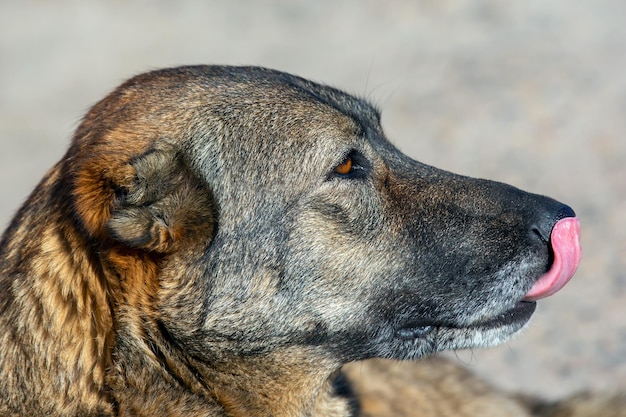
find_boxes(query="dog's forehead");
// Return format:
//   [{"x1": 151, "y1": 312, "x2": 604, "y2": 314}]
[
  {"x1": 207, "y1": 65, "x2": 380, "y2": 119},
  {"x1": 208, "y1": 68, "x2": 380, "y2": 133},
  {"x1": 170, "y1": 66, "x2": 381, "y2": 161}
]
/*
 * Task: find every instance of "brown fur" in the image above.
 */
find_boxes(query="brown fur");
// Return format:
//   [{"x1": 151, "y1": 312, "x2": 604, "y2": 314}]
[{"x1": 0, "y1": 66, "x2": 615, "y2": 416}]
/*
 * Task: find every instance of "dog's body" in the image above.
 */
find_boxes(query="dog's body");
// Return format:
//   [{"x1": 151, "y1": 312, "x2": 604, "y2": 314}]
[{"x1": 0, "y1": 66, "x2": 583, "y2": 416}]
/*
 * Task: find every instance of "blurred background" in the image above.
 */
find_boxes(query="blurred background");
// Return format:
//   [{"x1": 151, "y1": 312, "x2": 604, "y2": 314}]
[{"x1": 1, "y1": 0, "x2": 625, "y2": 401}]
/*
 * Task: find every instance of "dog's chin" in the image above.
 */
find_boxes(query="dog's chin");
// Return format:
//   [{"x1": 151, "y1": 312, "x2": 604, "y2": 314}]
[{"x1": 374, "y1": 301, "x2": 537, "y2": 361}]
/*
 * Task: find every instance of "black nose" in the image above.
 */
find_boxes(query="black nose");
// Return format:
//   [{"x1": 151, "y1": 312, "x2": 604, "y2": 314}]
[{"x1": 531, "y1": 203, "x2": 576, "y2": 243}]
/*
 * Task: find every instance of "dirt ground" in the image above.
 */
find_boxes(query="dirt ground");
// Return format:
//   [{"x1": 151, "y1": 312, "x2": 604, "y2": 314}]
[{"x1": 1, "y1": 0, "x2": 625, "y2": 402}]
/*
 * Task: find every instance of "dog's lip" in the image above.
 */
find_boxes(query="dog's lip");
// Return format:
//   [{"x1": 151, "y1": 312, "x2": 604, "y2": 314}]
[
  {"x1": 396, "y1": 301, "x2": 536, "y2": 339},
  {"x1": 447, "y1": 300, "x2": 537, "y2": 332},
  {"x1": 467, "y1": 300, "x2": 537, "y2": 330},
  {"x1": 524, "y1": 217, "x2": 582, "y2": 301}
]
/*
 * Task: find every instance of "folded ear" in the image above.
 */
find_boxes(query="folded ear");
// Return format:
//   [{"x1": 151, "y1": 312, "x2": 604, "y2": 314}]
[{"x1": 106, "y1": 146, "x2": 215, "y2": 253}]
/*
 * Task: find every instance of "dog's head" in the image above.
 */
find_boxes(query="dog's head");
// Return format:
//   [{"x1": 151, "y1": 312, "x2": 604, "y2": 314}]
[{"x1": 67, "y1": 66, "x2": 581, "y2": 365}]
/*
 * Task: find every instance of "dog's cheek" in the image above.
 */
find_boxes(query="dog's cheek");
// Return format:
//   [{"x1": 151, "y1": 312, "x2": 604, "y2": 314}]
[{"x1": 284, "y1": 211, "x2": 400, "y2": 338}]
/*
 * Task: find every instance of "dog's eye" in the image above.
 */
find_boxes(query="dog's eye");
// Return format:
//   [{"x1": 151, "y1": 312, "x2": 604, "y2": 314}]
[
  {"x1": 334, "y1": 157, "x2": 353, "y2": 175},
  {"x1": 330, "y1": 151, "x2": 368, "y2": 180}
]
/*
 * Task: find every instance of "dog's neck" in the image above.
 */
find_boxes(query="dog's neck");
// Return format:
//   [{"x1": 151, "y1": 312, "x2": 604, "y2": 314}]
[
  {"x1": 202, "y1": 350, "x2": 353, "y2": 417},
  {"x1": 108, "y1": 328, "x2": 355, "y2": 417}
]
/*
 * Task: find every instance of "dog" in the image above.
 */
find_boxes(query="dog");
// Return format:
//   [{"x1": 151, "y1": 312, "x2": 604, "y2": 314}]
[{"x1": 0, "y1": 65, "x2": 582, "y2": 416}]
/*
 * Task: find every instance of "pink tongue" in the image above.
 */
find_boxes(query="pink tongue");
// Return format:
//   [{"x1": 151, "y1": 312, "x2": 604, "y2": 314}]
[{"x1": 524, "y1": 217, "x2": 582, "y2": 301}]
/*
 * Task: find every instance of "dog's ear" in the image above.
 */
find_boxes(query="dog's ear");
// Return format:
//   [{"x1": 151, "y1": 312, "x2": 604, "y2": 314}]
[{"x1": 106, "y1": 147, "x2": 215, "y2": 253}]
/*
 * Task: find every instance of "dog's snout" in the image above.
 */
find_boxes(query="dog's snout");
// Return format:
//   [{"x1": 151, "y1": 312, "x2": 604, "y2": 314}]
[{"x1": 530, "y1": 202, "x2": 576, "y2": 243}]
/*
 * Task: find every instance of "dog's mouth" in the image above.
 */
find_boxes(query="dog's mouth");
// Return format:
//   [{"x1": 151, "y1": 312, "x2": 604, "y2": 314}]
[
  {"x1": 395, "y1": 217, "x2": 582, "y2": 350},
  {"x1": 471, "y1": 300, "x2": 537, "y2": 328},
  {"x1": 396, "y1": 301, "x2": 536, "y2": 341},
  {"x1": 389, "y1": 300, "x2": 537, "y2": 358}
]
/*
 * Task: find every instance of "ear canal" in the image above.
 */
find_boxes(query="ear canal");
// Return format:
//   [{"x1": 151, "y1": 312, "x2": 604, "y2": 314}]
[{"x1": 106, "y1": 147, "x2": 215, "y2": 253}]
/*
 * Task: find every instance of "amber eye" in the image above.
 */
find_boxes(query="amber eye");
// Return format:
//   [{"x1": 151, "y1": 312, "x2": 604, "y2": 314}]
[{"x1": 334, "y1": 157, "x2": 353, "y2": 175}]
